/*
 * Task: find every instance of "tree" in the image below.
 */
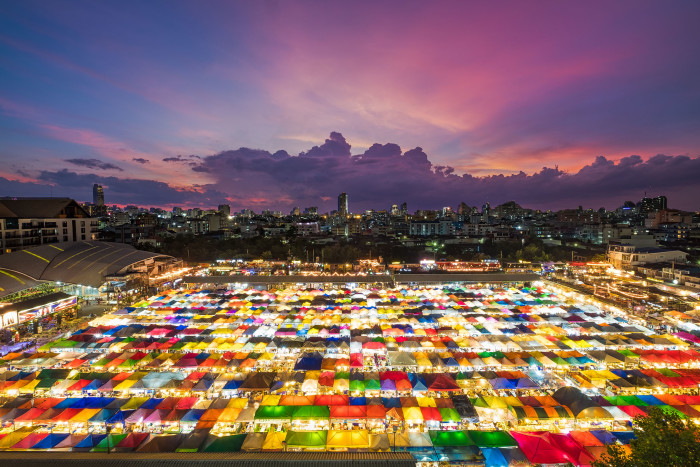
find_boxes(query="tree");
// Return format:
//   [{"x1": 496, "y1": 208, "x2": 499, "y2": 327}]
[{"x1": 593, "y1": 406, "x2": 700, "y2": 467}]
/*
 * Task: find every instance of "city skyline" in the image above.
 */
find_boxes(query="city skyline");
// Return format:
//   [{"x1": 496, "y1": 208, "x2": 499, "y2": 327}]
[{"x1": 1, "y1": 1, "x2": 700, "y2": 211}]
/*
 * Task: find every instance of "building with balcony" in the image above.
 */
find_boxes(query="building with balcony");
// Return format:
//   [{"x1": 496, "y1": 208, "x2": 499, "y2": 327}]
[{"x1": 0, "y1": 198, "x2": 98, "y2": 254}]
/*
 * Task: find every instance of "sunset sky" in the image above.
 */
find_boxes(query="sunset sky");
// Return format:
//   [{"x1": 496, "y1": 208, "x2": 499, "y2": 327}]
[{"x1": 1, "y1": 0, "x2": 699, "y2": 212}]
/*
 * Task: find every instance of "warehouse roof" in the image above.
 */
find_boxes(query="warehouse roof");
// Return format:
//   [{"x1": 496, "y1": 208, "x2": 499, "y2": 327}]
[
  {"x1": 0, "y1": 241, "x2": 174, "y2": 295},
  {"x1": 0, "y1": 269, "x2": 42, "y2": 297}
]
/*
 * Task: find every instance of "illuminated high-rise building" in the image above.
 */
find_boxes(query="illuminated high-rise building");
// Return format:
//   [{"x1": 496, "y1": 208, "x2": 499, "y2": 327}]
[{"x1": 92, "y1": 184, "x2": 104, "y2": 206}]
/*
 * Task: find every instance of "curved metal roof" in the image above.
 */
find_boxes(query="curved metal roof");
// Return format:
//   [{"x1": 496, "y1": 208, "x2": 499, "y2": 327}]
[
  {"x1": 0, "y1": 268, "x2": 42, "y2": 297},
  {"x1": 0, "y1": 241, "x2": 173, "y2": 294}
]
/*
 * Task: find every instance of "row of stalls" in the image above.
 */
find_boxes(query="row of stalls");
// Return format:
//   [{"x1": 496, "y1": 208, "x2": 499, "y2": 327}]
[
  {"x1": 3, "y1": 387, "x2": 699, "y2": 433},
  {"x1": 0, "y1": 425, "x2": 638, "y2": 466},
  {"x1": 1, "y1": 284, "x2": 698, "y2": 465}
]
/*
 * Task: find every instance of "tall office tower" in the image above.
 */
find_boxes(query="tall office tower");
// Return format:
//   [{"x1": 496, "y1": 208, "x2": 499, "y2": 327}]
[
  {"x1": 338, "y1": 192, "x2": 348, "y2": 216},
  {"x1": 93, "y1": 184, "x2": 104, "y2": 206}
]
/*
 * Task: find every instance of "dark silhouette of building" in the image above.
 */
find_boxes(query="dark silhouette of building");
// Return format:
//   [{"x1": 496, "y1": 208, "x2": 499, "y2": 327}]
[
  {"x1": 93, "y1": 184, "x2": 104, "y2": 206},
  {"x1": 640, "y1": 195, "x2": 667, "y2": 213},
  {"x1": 338, "y1": 192, "x2": 348, "y2": 216}
]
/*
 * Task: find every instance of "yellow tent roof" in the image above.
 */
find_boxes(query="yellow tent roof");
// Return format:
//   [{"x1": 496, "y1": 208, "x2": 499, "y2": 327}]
[
  {"x1": 227, "y1": 398, "x2": 248, "y2": 409},
  {"x1": 416, "y1": 397, "x2": 436, "y2": 407},
  {"x1": 70, "y1": 408, "x2": 101, "y2": 422},
  {"x1": 18, "y1": 379, "x2": 41, "y2": 393},
  {"x1": 261, "y1": 395, "x2": 281, "y2": 406},
  {"x1": 0, "y1": 427, "x2": 36, "y2": 449},
  {"x1": 402, "y1": 407, "x2": 423, "y2": 422},
  {"x1": 262, "y1": 430, "x2": 286, "y2": 450},
  {"x1": 326, "y1": 430, "x2": 369, "y2": 449}
]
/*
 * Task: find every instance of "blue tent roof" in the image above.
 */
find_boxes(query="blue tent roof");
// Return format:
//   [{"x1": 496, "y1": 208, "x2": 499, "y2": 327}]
[
  {"x1": 636, "y1": 395, "x2": 664, "y2": 406},
  {"x1": 489, "y1": 378, "x2": 516, "y2": 390},
  {"x1": 293, "y1": 356, "x2": 322, "y2": 371},
  {"x1": 382, "y1": 397, "x2": 401, "y2": 408},
  {"x1": 181, "y1": 409, "x2": 205, "y2": 422},
  {"x1": 140, "y1": 398, "x2": 164, "y2": 409},
  {"x1": 409, "y1": 374, "x2": 428, "y2": 391},
  {"x1": 75, "y1": 434, "x2": 107, "y2": 448},
  {"x1": 89, "y1": 409, "x2": 118, "y2": 423},
  {"x1": 590, "y1": 430, "x2": 618, "y2": 445},
  {"x1": 222, "y1": 379, "x2": 244, "y2": 390},
  {"x1": 107, "y1": 409, "x2": 133, "y2": 424},
  {"x1": 54, "y1": 397, "x2": 81, "y2": 408},
  {"x1": 482, "y1": 447, "x2": 509, "y2": 467},
  {"x1": 31, "y1": 433, "x2": 69, "y2": 449},
  {"x1": 611, "y1": 431, "x2": 637, "y2": 444}
]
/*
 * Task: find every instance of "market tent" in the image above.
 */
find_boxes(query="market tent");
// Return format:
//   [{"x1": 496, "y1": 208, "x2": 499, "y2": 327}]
[
  {"x1": 292, "y1": 405, "x2": 329, "y2": 420},
  {"x1": 511, "y1": 431, "x2": 594, "y2": 466},
  {"x1": 481, "y1": 447, "x2": 509, "y2": 467},
  {"x1": 90, "y1": 433, "x2": 128, "y2": 452},
  {"x1": 241, "y1": 432, "x2": 266, "y2": 452},
  {"x1": 326, "y1": 430, "x2": 370, "y2": 449},
  {"x1": 136, "y1": 434, "x2": 184, "y2": 452},
  {"x1": 239, "y1": 372, "x2": 276, "y2": 391},
  {"x1": 254, "y1": 405, "x2": 293, "y2": 421},
  {"x1": 28, "y1": 432, "x2": 69, "y2": 449},
  {"x1": 113, "y1": 432, "x2": 149, "y2": 452},
  {"x1": 468, "y1": 431, "x2": 518, "y2": 448},
  {"x1": 0, "y1": 427, "x2": 36, "y2": 449},
  {"x1": 430, "y1": 430, "x2": 474, "y2": 447},
  {"x1": 72, "y1": 434, "x2": 107, "y2": 451},
  {"x1": 330, "y1": 405, "x2": 367, "y2": 420},
  {"x1": 11, "y1": 432, "x2": 50, "y2": 450},
  {"x1": 53, "y1": 434, "x2": 91, "y2": 451},
  {"x1": 175, "y1": 429, "x2": 210, "y2": 452},
  {"x1": 262, "y1": 431, "x2": 286, "y2": 451},
  {"x1": 285, "y1": 430, "x2": 327, "y2": 450},
  {"x1": 201, "y1": 433, "x2": 246, "y2": 452},
  {"x1": 552, "y1": 387, "x2": 601, "y2": 417}
]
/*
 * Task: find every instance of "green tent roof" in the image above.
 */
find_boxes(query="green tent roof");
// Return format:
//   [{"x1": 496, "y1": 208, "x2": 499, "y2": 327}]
[
  {"x1": 254, "y1": 405, "x2": 294, "y2": 420},
  {"x1": 285, "y1": 430, "x2": 327, "y2": 448},
  {"x1": 438, "y1": 408, "x2": 461, "y2": 423},
  {"x1": 467, "y1": 430, "x2": 517, "y2": 448},
  {"x1": 292, "y1": 405, "x2": 330, "y2": 420},
  {"x1": 201, "y1": 433, "x2": 246, "y2": 452},
  {"x1": 429, "y1": 430, "x2": 474, "y2": 447},
  {"x1": 349, "y1": 380, "x2": 365, "y2": 391},
  {"x1": 91, "y1": 433, "x2": 128, "y2": 452}
]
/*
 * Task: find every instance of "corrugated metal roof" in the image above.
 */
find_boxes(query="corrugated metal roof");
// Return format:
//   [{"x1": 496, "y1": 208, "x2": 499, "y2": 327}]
[
  {"x1": 0, "y1": 268, "x2": 41, "y2": 297},
  {"x1": 0, "y1": 241, "x2": 173, "y2": 289}
]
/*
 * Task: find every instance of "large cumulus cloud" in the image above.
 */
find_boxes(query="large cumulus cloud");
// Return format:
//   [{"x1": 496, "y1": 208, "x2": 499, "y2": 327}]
[
  {"x1": 3, "y1": 133, "x2": 699, "y2": 211},
  {"x1": 192, "y1": 133, "x2": 700, "y2": 211}
]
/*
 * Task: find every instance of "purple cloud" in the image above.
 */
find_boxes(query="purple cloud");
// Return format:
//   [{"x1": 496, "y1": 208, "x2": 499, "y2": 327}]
[
  {"x1": 132, "y1": 157, "x2": 149, "y2": 164},
  {"x1": 65, "y1": 158, "x2": 123, "y2": 171},
  {"x1": 192, "y1": 132, "x2": 700, "y2": 212},
  {"x1": 2, "y1": 133, "x2": 698, "y2": 211}
]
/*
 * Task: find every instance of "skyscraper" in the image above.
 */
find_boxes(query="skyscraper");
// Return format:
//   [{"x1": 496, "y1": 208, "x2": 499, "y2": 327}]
[
  {"x1": 338, "y1": 192, "x2": 348, "y2": 216},
  {"x1": 93, "y1": 184, "x2": 104, "y2": 206}
]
